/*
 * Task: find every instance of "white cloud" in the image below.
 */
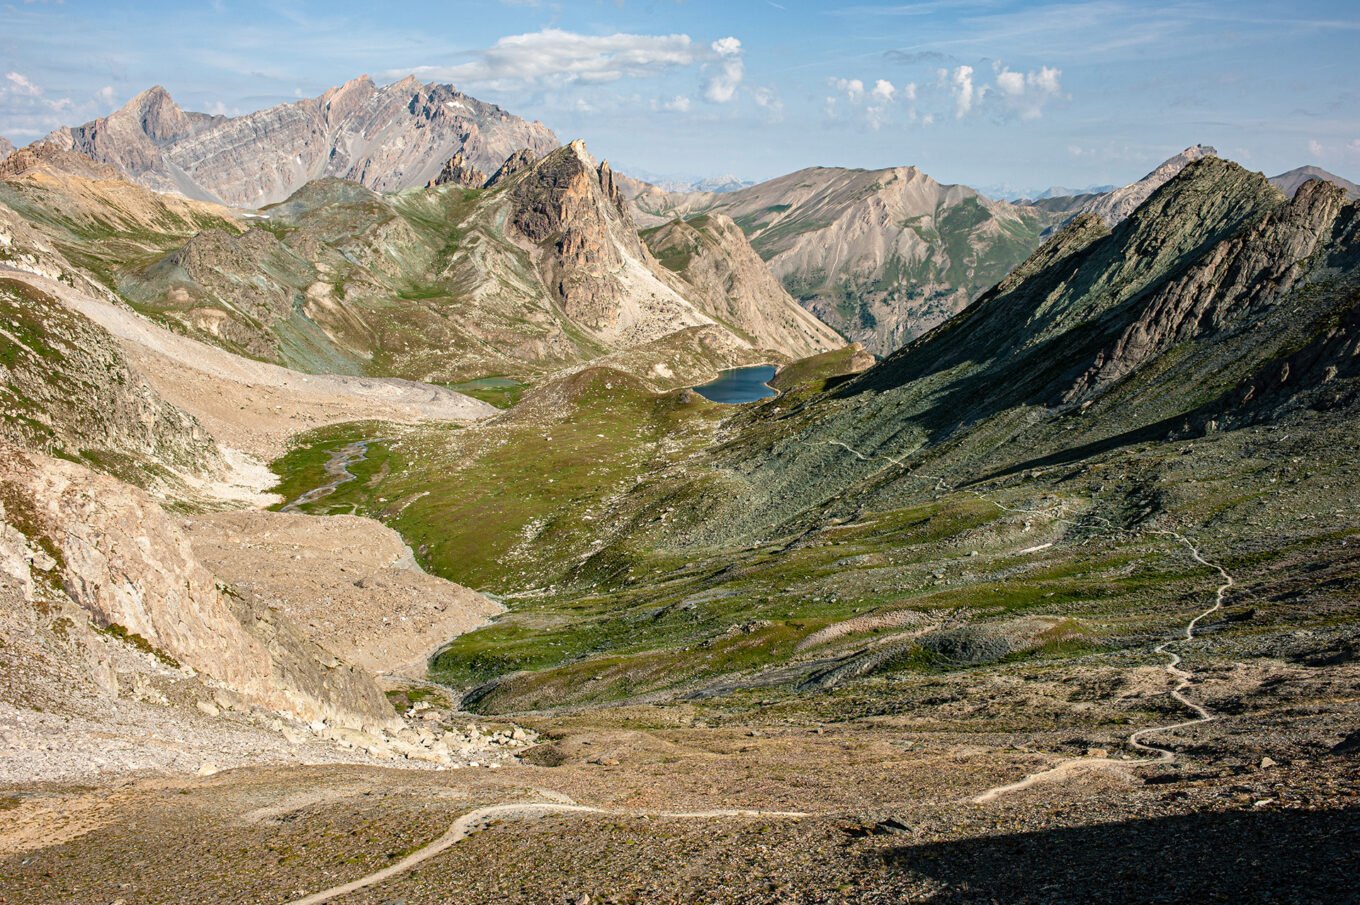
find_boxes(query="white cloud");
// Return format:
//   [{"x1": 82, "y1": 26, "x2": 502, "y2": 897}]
[
  {"x1": 1349, "y1": 139, "x2": 1360, "y2": 155},
  {"x1": 703, "y1": 36, "x2": 744, "y2": 103},
  {"x1": 96, "y1": 85, "x2": 115, "y2": 105},
  {"x1": 1030, "y1": 65, "x2": 1061, "y2": 94},
  {"x1": 996, "y1": 70, "x2": 1025, "y2": 96},
  {"x1": 0, "y1": 70, "x2": 79, "y2": 137},
  {"x1": 831, "y1": 77, "x2": 865, "y2": 102},
  {"x1": 871, "y1": 79, "x2": 896, "y2": 103},
  {"x1": 403, "y1": 30, "x2": 700, "y2": 90},
  {"x1": 989, "y1": 64, "x2": 1064, "y2": 119},
  {"x1": 711, "y1": 36, "x2": 742, "y2": 56},
  {"x1": 902, "y1": 81, "x2": 918, "y2": 102},
  {"x1": 921, "y1": 113, "x2": 935, "y2": 127},
  {"x1": 5, "y1": 72, "x2": 43, "y2": 97},
  {"x1": 1308, "y1": 138, "x2": 1325, "y2": 157},
  {"x1": 658, "y1": 95, "x2": 692, "y2": 113},
  {"x1": 952, "y1": 65, "x2": 974, "y2": 118}
]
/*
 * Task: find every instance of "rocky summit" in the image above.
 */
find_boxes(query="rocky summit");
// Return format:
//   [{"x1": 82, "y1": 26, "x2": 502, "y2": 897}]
[
  {"x1": 0, "y1": 24, "x2": 1358, "y2": 904},
  {"x1": 40, "y1": 76, "x2": 560, "y2": 207}
]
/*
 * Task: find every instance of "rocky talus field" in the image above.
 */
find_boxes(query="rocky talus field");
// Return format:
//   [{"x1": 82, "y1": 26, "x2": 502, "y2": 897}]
[{"x1": 0, "y1": 95, "x2": 1357, "y2": 904}]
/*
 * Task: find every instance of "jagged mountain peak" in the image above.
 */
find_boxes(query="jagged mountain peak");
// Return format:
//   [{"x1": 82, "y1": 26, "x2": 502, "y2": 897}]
[
  {"x1": 1079, "y1": 143, "x2": 1219, "y2": 226},
  {"x1": 38, "y1": 74, "x2": 559, "y2": 206},
  {"x1": 485, "y1": 147, "x2": 538, "y2": 188}
]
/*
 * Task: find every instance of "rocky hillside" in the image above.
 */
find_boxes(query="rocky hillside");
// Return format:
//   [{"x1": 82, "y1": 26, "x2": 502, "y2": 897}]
[
  {"x1": 0, "y1": 142, "x2": 243, "y2": 302},
  {"x1": 0, "y1": 443, "x2": 396, "y2": 730},
  {"x1": 0, "y1": 277, "x2": 221, "y2": 486},
  {"x1": 0, "y1": 257, "x2": 515, "y2": 780},
  {"x1": 632, "y1": 165, "x2": 1057, "y2": 355},
  {"x1": 655, "y1": 157, "x2": 1358, "y2": 543},
  {"x1": 1270, "y1": 165, "x2": 1360, "y2": 200},
  {"x1": 95, "y1": 141, "x2": 825, "y2": 384},
  {"x1": 0, "y1": 137, "x2": 13, "y2": 162},
  {"x1": 41, "y1": 76, "x2": 560, "y2": 207},
  {"x1": 642, "y1": 212, "x2": 842, "y2": 357}
]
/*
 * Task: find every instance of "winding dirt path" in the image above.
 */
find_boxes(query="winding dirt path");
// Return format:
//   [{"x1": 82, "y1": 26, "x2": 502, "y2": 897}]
[
  {"x1": 970, "y1": 530, "x2": 1235, "y2": 803},
  {"x1": 817, "y1": 439, "x2": 1236, "y2": 804},
  {"x1": 284, "y1": 802, "x2": 808, "y2": 905}
]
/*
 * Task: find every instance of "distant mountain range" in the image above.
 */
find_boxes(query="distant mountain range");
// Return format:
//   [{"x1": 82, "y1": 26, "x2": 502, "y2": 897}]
[
  {"x1": 37, "y1": 76, "x2": 559, "y2": 207},
  {"x1": 16, "y1": 75, "x2": 1360, "y2": 364},
  {"x1": 629, "y1": 165, "x2": 1063, "y2": 354}
]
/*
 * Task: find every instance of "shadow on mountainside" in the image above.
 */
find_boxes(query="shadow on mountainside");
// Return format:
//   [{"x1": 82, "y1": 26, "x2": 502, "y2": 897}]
[{"x1": 878, "y1": 806, "x2": 1360, "y2": 904}]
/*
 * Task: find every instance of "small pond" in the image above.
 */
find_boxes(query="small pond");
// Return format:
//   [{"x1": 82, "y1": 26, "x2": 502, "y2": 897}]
[{"x1": 691, "y1": 365, "x2": 778, "y2": 404}]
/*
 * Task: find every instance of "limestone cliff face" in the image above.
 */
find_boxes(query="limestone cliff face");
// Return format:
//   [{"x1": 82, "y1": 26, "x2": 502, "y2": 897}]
[
  {"x1": 42, "y1": 76, "x2": 559, "y2": 207},
  {"x1": 504, "y1": 140, "x2": 715, "y2": 343},
  {"x1": 642, "y1": 212, "x2": 843, "y2": 358},
  {"x1": 40, "y1": 87, "x2": 221, "y2": 190},
  {"x1": 0, "y1": 443, "x2": 399, "y2": 733}
]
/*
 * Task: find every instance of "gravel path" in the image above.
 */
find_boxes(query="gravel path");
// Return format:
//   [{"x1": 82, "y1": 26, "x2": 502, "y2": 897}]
[
  {"x1": 818, "y1": 439, "x2": 1240, "y2": 803},
  {"x1": 285, "y1": 802, "x2": 809, "y2": 905},
  {"x1": 971, "y1": 529, "x2": 1236, "y2": 802}
]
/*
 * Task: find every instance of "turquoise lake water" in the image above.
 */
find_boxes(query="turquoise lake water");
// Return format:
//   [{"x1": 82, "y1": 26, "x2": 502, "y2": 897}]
[{"x1": 692, "y1": 365, "x2": 778, "y2": 404}]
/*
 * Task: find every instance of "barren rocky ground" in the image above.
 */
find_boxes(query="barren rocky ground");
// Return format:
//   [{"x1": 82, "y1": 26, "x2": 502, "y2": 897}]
[
  {"x1": 183, "y1": 510, "x2": 503, "y2": 679},
  {"x1": 2, "y1": 673, "x2": 1356, "y2": 903}
]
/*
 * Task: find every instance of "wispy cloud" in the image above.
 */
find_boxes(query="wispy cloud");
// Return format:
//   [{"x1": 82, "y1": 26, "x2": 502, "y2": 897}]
[
  {"x1": 399, "y1": 30, "x2": 700, "y2": 89},
  {"x1": 0, "y1": 70, "x2": 84, "y2": 137}
]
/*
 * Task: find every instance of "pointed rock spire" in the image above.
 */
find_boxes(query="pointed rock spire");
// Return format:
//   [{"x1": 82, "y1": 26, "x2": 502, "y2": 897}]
[
  {"x1": 485, "y1": 148, "x2": 538, "y2": 188},
  {"x1": 427, "y1": 150, "x2": 488, "y2": 189}
]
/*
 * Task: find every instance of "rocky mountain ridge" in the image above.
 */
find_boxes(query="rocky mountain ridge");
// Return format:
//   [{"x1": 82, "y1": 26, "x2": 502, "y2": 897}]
[
  {"x1": 631, "y1": 164, "x2": 1057, "y2": 355},
  {"x1": 656, "y1": 157, "x2": 1357, "y2": 545},
  {"x1": 40, "y1": 76, "x2": 560, "y2": 207},
  {"x1": 1073, "y1": 144, "x2": 1219, "y2": 226}
]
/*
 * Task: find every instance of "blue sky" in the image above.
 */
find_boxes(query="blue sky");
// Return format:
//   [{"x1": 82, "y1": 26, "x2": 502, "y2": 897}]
[{"x1": 1, "y1": 0, "x2": 1357, "y2": 193}]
